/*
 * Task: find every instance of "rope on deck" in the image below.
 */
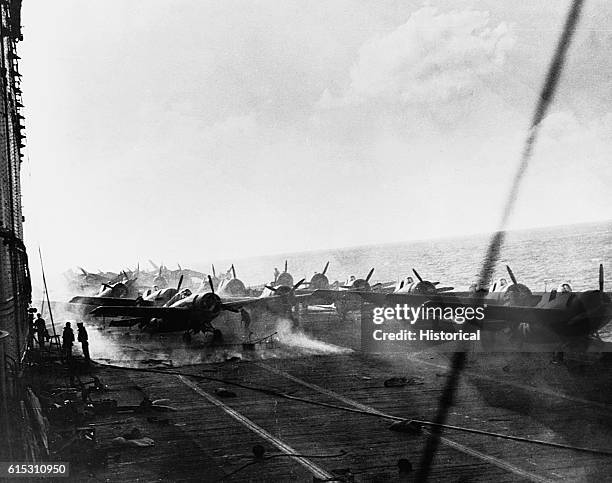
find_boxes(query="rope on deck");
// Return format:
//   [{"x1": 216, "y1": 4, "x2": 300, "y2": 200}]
[{"x1": 94, "y1": 361, "x2": 612, "y2": 457}]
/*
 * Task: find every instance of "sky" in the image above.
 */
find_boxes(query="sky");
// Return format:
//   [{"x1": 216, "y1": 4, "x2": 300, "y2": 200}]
[{"x1": 17, "y1": 0, "x2": 612, "y2": 282}]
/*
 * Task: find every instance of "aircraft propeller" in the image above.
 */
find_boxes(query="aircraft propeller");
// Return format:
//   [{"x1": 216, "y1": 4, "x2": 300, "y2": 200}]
[
  {"x1": 366, "y1": 268, "x2": 374, "y2": 282},
  {"x1": 412, "y1": 268, "x2": 423, "y2": 283},
  {"x1": 599, "y1": 263, "x2": 604, "y2": 292},
  {"x1": 409, "y1": 268, "x2": 453, "y2": 293},
  {"x1": 265, "y1": 278, "x2": 305, "y2": 294},
  {"x1": 506, "y1": 265, "x2": 518, "y2": 285}
]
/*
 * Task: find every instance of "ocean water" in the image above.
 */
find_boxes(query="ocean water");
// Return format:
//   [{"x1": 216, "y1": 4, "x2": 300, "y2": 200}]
[{"x1": 204, "y1": 220, "x2": 612, "y2": 293}]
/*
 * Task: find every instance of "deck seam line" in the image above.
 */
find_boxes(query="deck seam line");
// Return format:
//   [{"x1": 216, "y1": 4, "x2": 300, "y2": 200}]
[
  {"x1": 405, "y1": 355, "x2": 612, "y2": 411},
  {"x1": 256, "y1": 362, "x2": 553, "y2": 483},
  {"x1": 176, "y1": 374, "x2": 335, "y2": 481}
]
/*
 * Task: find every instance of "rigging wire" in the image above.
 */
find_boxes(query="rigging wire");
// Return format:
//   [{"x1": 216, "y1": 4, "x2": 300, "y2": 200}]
[
  {"x1": 416, "y1": 1, "x2": 586, "y2": 481},
  {"x1": 93, "y1": 362, "x2": 612, "y2": 457}
]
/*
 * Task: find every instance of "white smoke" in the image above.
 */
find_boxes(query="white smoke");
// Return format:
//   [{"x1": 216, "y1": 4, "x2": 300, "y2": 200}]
[{"x1": 274, "y1": 318, "x2": 351, "y2": 355}]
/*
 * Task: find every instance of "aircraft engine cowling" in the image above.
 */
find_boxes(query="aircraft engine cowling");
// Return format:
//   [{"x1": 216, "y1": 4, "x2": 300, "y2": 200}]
[
  {"x1": 352, "y1": 279, "x2": 371, "y2": 291},
  {"x1": 112, "y1": 283, "x2": 128, "y2": 298},
  {"x1": 220, "y1": 278, "x2": 247, "y2": 297},
  {"x1": 153, "y1": 275, "x2": 168, "y2": 289},
  {"x1": 501, "y1": 283, "x2": 532, "y2": 305},
  {"x1": 273, "y1": 285, "x2": 298, "y2": 311},
  {"x1": 562, "y1": 289, "x2": 612, "y2": 336},
  {"x1": 309, "y1": 273, "x2": 329, "y2": 290},
  {"x1": 276, "y1": 272, "x2": 294, "y2": 287},
  {"x1": 410, "y1": 281, "x2": 438, "y2": 295},
  {"x1": 194, "y1": 292, "x2": 223, "y2": 315}
]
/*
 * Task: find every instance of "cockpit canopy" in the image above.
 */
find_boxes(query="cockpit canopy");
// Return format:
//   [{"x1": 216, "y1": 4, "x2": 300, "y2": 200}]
[
  {"x1": 557, "y1": 282, "x2": 572, "y2": 293},
  {"x1": 489, "y1": 278, "x2": 509, "y2": 293}
]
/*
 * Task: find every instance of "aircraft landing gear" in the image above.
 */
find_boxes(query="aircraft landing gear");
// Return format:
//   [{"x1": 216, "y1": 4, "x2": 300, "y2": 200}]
[
  {"x1": 212, "y1": 329, "x2": 223, "y2": 345},
  {"x1": 334, "y1": 301, "x2": 349, "y2": 321}
]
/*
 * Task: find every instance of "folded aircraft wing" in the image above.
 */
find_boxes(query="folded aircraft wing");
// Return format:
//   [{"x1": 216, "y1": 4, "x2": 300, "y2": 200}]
[
  {"x1": 310, "y1": 289, "x2": 389, "y2": 305},
  {"x1": 221, "y1": 293, "x2": 311, "y2": 312},
  {"x1": 69, "y1": 296, "x2": 154, "y2": 307},
  {"x1": 90, "y1": 305, "x2": 188, "y2": 318}
]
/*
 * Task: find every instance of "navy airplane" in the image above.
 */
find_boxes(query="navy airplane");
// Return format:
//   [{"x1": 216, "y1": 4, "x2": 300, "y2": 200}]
[
  {"x1": 318, "y1": 264, "x2": 611, "y2": 349},
  {"x1": 90, "y1": 276, "x2": 309, "y2": 341},
  {"x1": 70, "y1": 275, "x2": 186, "y2": 308}
]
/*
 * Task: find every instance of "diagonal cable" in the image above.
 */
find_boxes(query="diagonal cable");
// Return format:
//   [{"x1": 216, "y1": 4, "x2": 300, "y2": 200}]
[{"x1": 416, "y1": 1, "x2": 585, "y2": 480}]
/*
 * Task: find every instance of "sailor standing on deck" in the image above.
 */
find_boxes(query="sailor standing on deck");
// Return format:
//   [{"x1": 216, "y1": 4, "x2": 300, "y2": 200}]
[
  {"x1": 62, "y1": 322, "x2": 75, "y2": 361},
  {"x1": 240, "y1": 308, "x2": 251, "y2": 336},
  {"x1": 77, "y1": 322, "x2": 91, "y2": 363},
  {"x1": 35, "y1": 313, "x2": 48, "y2": 350}
]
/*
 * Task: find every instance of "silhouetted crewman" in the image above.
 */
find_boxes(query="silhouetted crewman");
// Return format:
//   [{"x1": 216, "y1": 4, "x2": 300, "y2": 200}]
[
  {"x1": 35, "y1": 313, "x2": 47, "y2": 350},
  {"x1": 77, "y1": 322, "x2": 90, "y2": 363},
  {"x1": 62, "y1": 322, "x2": 75, "y2": 361},
  {"x1": 240, "y1": 308, "x2": 251, "y2": 335}
]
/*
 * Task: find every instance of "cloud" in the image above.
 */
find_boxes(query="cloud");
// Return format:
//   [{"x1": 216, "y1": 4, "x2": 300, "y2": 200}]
[
  {"x1": 318, "y1": 6, "x2": 515, "y2": 108},
  {"x1": 201, "y1": 113, "x2": 259, "y2": 147},
  {"x1": 535, "y1": 111, "x2": 612, "y2": 162},
  {"x1": 509, "y1": 110, "x2": 612, "y2": 226}
]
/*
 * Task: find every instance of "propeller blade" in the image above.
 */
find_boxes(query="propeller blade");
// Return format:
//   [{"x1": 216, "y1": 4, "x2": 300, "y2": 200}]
[
  {"x1": 433, "y1": 281, "x2": 440, "y2": 285},
  {"x1": 436, "y1": 287, "x2": 455, "y2": 292},
  {"x1": 284, "y1": 260, "x2": 288, "y2": 273},
  {"x1": 599, "y1": 264, "x2": 604, "y2": 292},
  {"x1": 293, "y1": 279, "x2": 306, "y2": 291},
  {"x1": 366, "y1": 268, "x2": 375, "y2": 282},
  {"x1": 208, "y1": 275, "x2": 215, "y2": 294},
  {"x1": 212, "y1": 264, "x2": 216, "y2": 278},
  {"x1": 506, "y1": 265, "x2": 518, "y2": 285},
  {"x1": 412, "y1": 269, "x2": 423, "y2": 282},
  {"x1": 265, "y1": 285, "x2": 278, "y2": 292},
  {"x1": 102, "y1": 283, "x2": 113, "y2": 290},
  {"x1": 231, "y1": 264, "x2": 236, "y2": 279},
  {"x1": 323, "y1": 261, "x2": 329, "y2": 275},
  {"x1": 177, "y1": 275, "x2": 184, "y2": 292}
]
